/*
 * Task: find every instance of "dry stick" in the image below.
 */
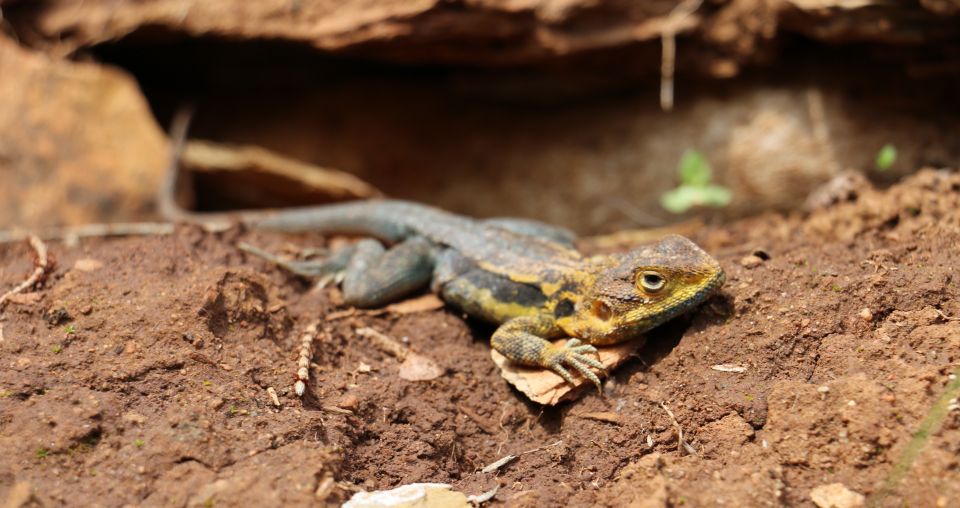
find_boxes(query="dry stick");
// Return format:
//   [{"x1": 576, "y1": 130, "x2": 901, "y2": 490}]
[
  {"x1": 0, "y1": 235, "x2": 50, "y2": 311},
  {"x1": 660, "y1": 0, "x2": 703, "y2": 111},
  {"x1": 659, "y1": 402, "x2": 696, "y2": 456},
  {"x1": 806, "y1": 88, "x2": 841, "y2": 178},
  {"x1": 0, "y1": 222, "x2": 186, "y2": 245},
  {"x1": 294, "y1": 322, "x2": 320, "y2": 397}
]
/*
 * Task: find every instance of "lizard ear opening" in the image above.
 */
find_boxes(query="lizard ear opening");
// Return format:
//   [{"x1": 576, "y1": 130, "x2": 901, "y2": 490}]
[{"x1": 591, "y1": 300, "x2": 612, "y2": 321}]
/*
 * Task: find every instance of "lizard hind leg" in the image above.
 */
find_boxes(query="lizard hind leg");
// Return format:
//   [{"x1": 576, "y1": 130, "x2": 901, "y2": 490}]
[
  {"x1": 491, "y1": 315, "x2": 605, "y2": 389},
  {"x1": 340, "y1": 237, "x2": 436, "y2": 308}
]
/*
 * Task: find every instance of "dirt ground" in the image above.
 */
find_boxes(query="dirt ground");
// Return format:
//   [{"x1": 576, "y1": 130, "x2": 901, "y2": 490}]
[{"x1": 1, "y1": 169, "x2": 959, "y2": 507}]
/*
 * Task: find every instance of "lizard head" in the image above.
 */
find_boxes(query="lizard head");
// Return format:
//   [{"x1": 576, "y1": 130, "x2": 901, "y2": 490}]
[{"x1": 562, "y1": 235, "x2": 725, "y2": 344}]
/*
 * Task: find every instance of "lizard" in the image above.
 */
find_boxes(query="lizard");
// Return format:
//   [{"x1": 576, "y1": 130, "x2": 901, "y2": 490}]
[
  {"x1": 157, "y1": 110, "x2": 726, "y2": 388},
  {"x1": 227, "y1": 202, "x2": 726, "y2": 388}
]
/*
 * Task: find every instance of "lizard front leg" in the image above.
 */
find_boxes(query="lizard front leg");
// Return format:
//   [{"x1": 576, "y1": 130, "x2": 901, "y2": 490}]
[{"x1": 491, "y1": 314, "x2": 605, "y2": 388}]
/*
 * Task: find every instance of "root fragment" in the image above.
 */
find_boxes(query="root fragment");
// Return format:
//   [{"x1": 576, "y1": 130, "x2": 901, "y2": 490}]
[{"x1": 0, "y1": 235, "x2": 51, "y2": 312}]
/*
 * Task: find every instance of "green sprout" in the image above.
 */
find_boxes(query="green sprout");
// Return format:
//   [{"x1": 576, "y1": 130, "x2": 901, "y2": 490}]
[
  {"x1": 51, "y1": 345, "x2": 62, "y2": 354},
  {"x1": 660, "y1": 150, "x2": 732, "y2": 214},
  {"x1": 64, "y1": 325, "x2": 76, "y2": 335},
  {"x1": 134, "y1": 439, "x2": 145, "y2": 448},
  {"x1": 875, "y1": 144, "x2": 897, "y2": 171},
  {"x1": 36, "y1": 448, "x2": 49, "y2": 459}
]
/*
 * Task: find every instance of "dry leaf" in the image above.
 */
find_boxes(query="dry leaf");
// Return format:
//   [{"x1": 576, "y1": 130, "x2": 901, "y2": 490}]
[
  {"x1": 398, "y1": 353, "x2": 443, "y2": 381},
  {"x1": 491, "y1": 337, "x2": 646, "y2": 405},
  {"x1": 385, "y1": 294, "x2": 445, "y2": 314}
]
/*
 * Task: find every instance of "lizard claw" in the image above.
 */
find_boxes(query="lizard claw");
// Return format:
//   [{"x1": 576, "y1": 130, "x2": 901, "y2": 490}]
[
  {"x1": 316, "y1": 270, "x2": 346, "y2": 289},
  {"x1": 545, "y1": 339, "x2": 605, "y2": 390}
]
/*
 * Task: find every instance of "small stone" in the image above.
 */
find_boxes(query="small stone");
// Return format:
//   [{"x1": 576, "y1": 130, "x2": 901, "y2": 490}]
[
  {"x1": 810, "y1": 483, "x2": 865, "y2": 508},
  {"x1": 337, "y1": 394, "x2": 359, "y2": 411},
  {"x1": 858, "y1": 308, "x2": 873, "y2": 322},
  {"x1": 73, "y1": 258, "x2": 104, "y2": 272},
  {"x1": 740, "y1": 255, "x2": 764, "y2": 269}
]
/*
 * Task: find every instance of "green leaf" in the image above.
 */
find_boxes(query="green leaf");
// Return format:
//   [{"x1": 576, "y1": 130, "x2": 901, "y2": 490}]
[
  {"x1": 875, "y1": 144, "x2": 897, "y2": 171},
  {"x1": 696, "y1": 185, "x2": 733, "y2": 207},
  {"x1": 660, "y1": 185, "x2": 733, "y2": 214},
  {"x1": 678, "y1": 150, "x2": 712, "y2": 187},
  {"x1": 660, "y1": 186, "x2": 699, "y2": 214}
]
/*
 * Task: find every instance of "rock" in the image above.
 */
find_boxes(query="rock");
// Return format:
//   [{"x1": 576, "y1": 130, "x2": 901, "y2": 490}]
[
  {"x1": 73, "y1": 259, "x2": 104, "y2": 272},
  {"x1": 343, "y1": 483, "x2": 469, "y2": 508},
  {"x1": 740, "y1": 255, "x2": 765, "y2": 268},
  {"x1": 810, "y1": 483, "x2": 865, "y2": 508},
  {"x1": 0, "y1": 37, "x2": 167, "y2": 228}
]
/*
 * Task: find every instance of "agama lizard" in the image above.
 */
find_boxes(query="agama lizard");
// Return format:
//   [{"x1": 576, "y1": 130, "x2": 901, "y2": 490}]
[
  {"x1": 230, "y1": 201, "x2": 726, "y2": 388},
  {"x1": 157, "y1": 110, "x2": 725, "y2": 388}
]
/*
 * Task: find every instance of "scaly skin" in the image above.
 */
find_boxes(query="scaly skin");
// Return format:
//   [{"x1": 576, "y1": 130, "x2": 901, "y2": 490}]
[{"x1": 242, "y1": 200, "x2": 726, "y2": 388}]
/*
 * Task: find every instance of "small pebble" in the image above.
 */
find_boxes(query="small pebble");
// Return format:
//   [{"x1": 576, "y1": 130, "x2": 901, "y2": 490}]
[
  {"x1": 740, "y1": 255, "x2": 764, "y2": 269},
  {"x1": 858, "y1": 308, "x2": 873, "y2": 322}
]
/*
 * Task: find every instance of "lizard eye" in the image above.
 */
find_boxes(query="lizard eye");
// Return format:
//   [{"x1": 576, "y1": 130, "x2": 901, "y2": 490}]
[{"x1": 639, "y1": 271, "x2": 666, "y2": 292}]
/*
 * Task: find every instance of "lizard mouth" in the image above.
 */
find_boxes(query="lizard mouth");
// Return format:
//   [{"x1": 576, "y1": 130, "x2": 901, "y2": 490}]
[{"x1": 631, "y1": 266, "x2": 726, "y2": 334}]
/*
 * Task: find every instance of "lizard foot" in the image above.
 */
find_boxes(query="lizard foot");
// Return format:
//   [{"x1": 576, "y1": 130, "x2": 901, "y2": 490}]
[{"x1": 543, "y1": 338, "x2": 605, "y2": 389}]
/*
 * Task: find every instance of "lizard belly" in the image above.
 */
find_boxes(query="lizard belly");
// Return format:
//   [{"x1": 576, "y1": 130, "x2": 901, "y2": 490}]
[{"x1": 440, "y1": 269, "x2": 546, "y2": 324}]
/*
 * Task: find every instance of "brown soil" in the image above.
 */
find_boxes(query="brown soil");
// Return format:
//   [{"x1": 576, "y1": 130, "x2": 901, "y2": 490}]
[{"x1": 2, "y1": 170, "x2": 959, "y2": 507}]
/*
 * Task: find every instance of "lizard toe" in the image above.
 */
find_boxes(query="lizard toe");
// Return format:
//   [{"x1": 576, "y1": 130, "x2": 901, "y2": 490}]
[
  {"x1": 551, "y1": 364, "x2": 577, "y2": 386},
  {"x1": 567, "y1": 356, "x2": 603, "y2": 389}
]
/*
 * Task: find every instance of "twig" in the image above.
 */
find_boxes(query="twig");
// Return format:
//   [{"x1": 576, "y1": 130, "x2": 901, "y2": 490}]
[
  {"x1": 660, "y1": 0, "x2": 703, "y2": 111},
  {"x1": 659, "y1": 402, "x2": 696, "y2": 456},
  {"x1": 294, "y1": 322, "x2": 320, "y2": 397},
  {"x1": 467, "y1": 485, "x2": 500, "y2": 505},
  {"x1": 480, "y1": 454, "x2": 517, "y2": 474},
  {"x1": 805, "y1": 88, "x2": 840, "y2": 177},
  {"x1": 0, "y1": 235, "x2": 51, "y2": 312},
  {"x1": 0, "y1": 222, "x2": 184, "y2": 245},
  {"x1": 355, "y1": 326, "x2": 410, "y2": 360}
]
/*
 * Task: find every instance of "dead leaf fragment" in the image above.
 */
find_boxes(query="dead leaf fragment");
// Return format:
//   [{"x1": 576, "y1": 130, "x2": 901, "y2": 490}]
[
  {"x1": 398, "y1": 353, "x2": 444, "y2": 381},
  {"x1": 385, "y1": 294, "x2": 445, "y2": 314},
  {"x1": 491, "y1": 337, "x2": 646, "y2": 405}
]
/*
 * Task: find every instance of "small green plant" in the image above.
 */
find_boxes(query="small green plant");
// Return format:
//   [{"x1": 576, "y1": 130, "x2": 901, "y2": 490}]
[
  {"x1": 36, "y1": 448, "x2": 49, "y2": 459},
  {"x1": 51, "y1": 344, "x2": 62, "y2": 354},
  {"x1": 0, "y1": 390, "x2": 13, "y2": 398},
  {"x1": 64, "y1": 324, "x2": 76, "y2": 335},
  {"x1": 228, "y1": 406, "x2": 238, "y2": 417},
  {"x1": 660, "y1": 150, "x2": 732, "y2": 213},
  {"x1": 202, "y1": 380, "x2": 212, "y2": 387},
  {"x1": 875, "y1": 143, "x2": 897, "y2": 171},
  {"x1": 133, "y1": 439, "x2": 145, "y2": 448}
]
